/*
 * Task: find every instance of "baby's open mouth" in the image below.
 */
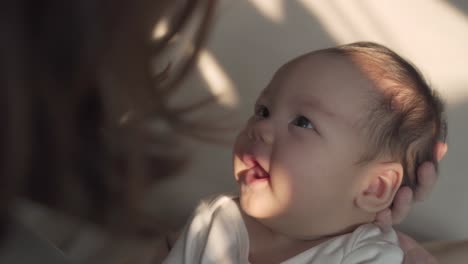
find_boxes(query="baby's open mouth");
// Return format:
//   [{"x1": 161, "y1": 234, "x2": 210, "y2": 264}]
[
  {"x1": 241, "y1": 155, "x2": 270, "y2": 185},
  {"x1": 245, "y1": 164, "x2": 270, "y2": 184}
]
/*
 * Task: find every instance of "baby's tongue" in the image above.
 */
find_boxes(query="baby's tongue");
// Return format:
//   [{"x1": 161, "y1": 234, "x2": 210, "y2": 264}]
[{"x1": 253, "y1": 164, "x2": 269, "y2": 179}]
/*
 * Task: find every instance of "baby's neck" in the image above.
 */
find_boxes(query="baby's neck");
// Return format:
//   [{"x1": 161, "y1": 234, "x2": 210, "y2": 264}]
[
  {"x1": 235, "y1": 201, "x2": 342, "y2": 263},
  {"x1": 244, "y1": 216, "x2": 328, "y2": 263}
]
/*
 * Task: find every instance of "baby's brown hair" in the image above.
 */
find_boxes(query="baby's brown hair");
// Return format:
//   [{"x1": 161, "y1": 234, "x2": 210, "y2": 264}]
[{"x1": 325, "y1": 42, "x2": 447, "y2": 190}]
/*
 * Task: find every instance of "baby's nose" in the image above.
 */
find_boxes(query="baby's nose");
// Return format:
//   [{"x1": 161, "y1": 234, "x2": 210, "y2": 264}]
[{"x1": 248, "y1": 120, "x2": 274, "y2": 145}]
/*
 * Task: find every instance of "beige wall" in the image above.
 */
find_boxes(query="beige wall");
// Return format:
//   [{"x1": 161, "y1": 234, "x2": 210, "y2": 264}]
[{"x1": 150, "y1": 0, "x2": 468, "y2": 241}]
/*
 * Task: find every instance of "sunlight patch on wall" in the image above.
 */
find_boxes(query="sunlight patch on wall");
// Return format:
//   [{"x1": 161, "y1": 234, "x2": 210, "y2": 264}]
[
  {"x1": 410, "y1": 0, "x2": 468, "y2": 105},
  {"x1": 248, "y1": 0, "x2": 285, "y2": 23},
  {"x1": 297, "y1": 0, "x2": 358, "y2": 43},
  {"x1": 297, "y1": 0, "x2": 468, "y2": 104},
  {"x1": 198, "y1": 50, "x2": 239, "y2": 108},
  {"x1": 152, "y1": 18, "x2": 169, "y2": 40}
]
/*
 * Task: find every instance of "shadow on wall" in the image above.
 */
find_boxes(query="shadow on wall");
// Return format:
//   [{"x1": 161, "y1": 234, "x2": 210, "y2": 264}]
[{"x1": 447, "y1": 0, "x2": 468, "y2": 14}]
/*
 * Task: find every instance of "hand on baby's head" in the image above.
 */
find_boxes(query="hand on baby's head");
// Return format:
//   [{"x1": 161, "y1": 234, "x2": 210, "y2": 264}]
[{"x1": 375, "y1": 142, "x2": 447, "y2": 229}]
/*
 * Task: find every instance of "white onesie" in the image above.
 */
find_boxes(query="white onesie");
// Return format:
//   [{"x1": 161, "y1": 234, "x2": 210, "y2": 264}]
[{"x1": 163, "y1": 195, "x2": 403, "y2": 264}]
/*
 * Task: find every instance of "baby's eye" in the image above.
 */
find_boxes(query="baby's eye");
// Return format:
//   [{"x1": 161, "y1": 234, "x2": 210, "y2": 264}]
[
  {"x1": 254, "y1": 104, "x2": 270, "y2": 119},
  {"x1": 291, "y1": 115, "x2": 314, "y2": 129}
]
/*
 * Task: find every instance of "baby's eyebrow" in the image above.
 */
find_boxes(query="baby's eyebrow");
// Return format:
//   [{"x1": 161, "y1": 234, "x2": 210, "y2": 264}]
[
  {"x1": 301, "y1": 97, "x2": 358, "y2": 129},
  {"x1": 256, "y1": 90, "x2": 272, "y2": 104},
  {"x1": 300, "y1": 97, "x2": 336, "y2": 119}
]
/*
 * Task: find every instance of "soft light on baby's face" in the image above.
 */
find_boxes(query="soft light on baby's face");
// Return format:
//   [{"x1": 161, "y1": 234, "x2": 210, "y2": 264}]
[{"x1": 233, "y1": 53, "x2": 378, "y2": 238}]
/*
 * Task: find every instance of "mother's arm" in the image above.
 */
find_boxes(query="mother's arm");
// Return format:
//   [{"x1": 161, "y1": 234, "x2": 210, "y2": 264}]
[
  {"x1": 396, "y1": 232, "x2": 468, "y2": 264},
  {"x1": 424, "y1": 240, "x2": 468, "y2": 264}
]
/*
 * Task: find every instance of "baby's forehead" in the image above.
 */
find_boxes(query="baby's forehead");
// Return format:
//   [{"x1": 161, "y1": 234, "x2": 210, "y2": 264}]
[
  {"x1": 259, "y1": 53, "x2": 381, "y2": 126},
  {"x1": 265, "y1": 52, "x2": 380, "y2": 98},
  {"x1": 286, "y1": 51, "x2": 376, "y2": 78}
]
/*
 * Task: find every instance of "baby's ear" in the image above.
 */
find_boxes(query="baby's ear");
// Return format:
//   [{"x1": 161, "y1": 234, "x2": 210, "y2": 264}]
[{"x1": 355, "y1": 162, "x2": 403, "y2": 213}]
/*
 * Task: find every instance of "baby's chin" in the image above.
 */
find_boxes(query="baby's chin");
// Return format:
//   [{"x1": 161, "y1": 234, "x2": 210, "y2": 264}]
[{"x1": 238, "y1": 192, "x2": 287, "y2": 220}]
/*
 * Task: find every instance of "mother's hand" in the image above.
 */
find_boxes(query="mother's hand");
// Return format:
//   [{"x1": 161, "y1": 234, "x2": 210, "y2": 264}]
[{"x1": 375, "y1": 142, "x2": 447, "y2": 228}]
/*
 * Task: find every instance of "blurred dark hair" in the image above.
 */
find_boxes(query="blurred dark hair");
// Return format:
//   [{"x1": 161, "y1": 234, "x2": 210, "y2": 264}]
[
  {"x1": 0, "y1": 0, "x2": 217, "y2": 237},
  {"x1": 325, "y1": 42, "x2": 447, "y2": 190}
]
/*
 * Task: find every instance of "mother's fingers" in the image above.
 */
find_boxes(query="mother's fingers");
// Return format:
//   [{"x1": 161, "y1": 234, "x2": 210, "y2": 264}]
[
  {"x1": 434, "y1": 142, "x2": 448, "y2": 161},
  {"x1": 391, "y1": 187, "x2": 413, "y2": 224},
  {"x1": 374, "y1": 208, "x2": 392, "y2": 232},
  {"x1": 414, "y1": 162, "x2": 438, "y2": 202}
]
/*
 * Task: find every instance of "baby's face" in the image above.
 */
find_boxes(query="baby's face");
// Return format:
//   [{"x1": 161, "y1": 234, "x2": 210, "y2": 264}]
[{"x1": 233, "y1": 53, "x2": 377, "y2": 238}]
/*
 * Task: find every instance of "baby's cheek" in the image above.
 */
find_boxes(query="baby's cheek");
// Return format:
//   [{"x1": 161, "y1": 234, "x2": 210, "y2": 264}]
[{"x1": 269, "y1": 166, "x2": 295, "y2": 204}]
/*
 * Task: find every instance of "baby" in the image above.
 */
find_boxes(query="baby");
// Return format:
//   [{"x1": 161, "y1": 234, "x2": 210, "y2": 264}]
[{"x1": 163, "y1": 42, "x2": 446, "y2": 263}]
